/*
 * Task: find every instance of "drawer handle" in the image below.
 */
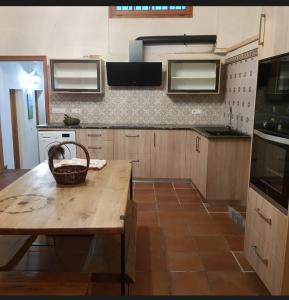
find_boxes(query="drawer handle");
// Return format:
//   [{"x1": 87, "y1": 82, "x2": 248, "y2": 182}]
[
  {"x1": 130, "y1": 160, "x2": 140, "y2": 163},
  {"x1": 255, "y1": 208, "x2": 272, "y2": 225},
  {"x1": 125, "y1": 134, "x2": 140, "y2": 138},
  {"x1": 88, "y1": 146, "x2": 102, "y2": 150},
  {"x1": 252, "y1": 245, "x2": 268, "y2": 267},
  {"x1": 88, "y1": 134, "x2": 102, "y2": 137},
  {"x1": 258, "y1": 13, "x2": 266, "y2": 46}
]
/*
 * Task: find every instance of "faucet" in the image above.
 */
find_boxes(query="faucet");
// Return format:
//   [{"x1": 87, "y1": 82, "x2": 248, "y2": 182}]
[{"x1": 227, "y1": 106, "x2": 233, "y2": 130}]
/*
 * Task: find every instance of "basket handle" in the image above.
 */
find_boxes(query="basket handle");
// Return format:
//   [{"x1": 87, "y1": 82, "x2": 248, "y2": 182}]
[{"x1": 48, "y1": 141, "x2": 90, "y2": 173}]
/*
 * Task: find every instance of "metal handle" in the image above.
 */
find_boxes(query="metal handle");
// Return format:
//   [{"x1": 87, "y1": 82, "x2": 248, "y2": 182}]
[
  {"x1": 154, "y1": 132, "x2": 156, "y2": 147},
  {"x1": 258, "y1": 13, "x2": 266, "y2": 46},
  {"x1": 254, "y1": 129, "x2": 289, "y2": 146},
  {"x1": 130, "y1": 160, "x2": 140, "y2": 163},
  {"x1": 88, "y1": 146, "x2": 102, "y2": 150},
  {"x1": 255, "y1": 208, "x2": 272, "y2": 225},
  {"x1": 125, "y1": 134, "x2": 140, "y2": 138},
  {"x1": 252, "y1": 245, "x2": 268, "y2": 266},
  {"x1": 88, "y1": 134, "x2": 102, "y2": 137},
  {"x1": 196, "y1": 137, "x2": 200, "y2": 153}
]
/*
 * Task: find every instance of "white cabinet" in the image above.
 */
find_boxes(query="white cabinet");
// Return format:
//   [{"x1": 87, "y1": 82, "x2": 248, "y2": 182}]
[
  {"x1": 167, "y1": 60, "x2": 221, "y2": 94},
  {"x1": 50, "y1": 59, "x2": 103, "y2": 93}
]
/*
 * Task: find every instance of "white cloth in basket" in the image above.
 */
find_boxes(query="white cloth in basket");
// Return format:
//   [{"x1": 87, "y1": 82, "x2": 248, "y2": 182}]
[{"x1": 54, "y1": 158, "x2": 107, "y2": 170}]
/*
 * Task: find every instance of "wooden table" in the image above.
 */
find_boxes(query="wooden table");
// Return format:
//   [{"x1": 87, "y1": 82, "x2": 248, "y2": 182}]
[{"x1": 0, "y1": 160, "x2": 133, "y2": 295}]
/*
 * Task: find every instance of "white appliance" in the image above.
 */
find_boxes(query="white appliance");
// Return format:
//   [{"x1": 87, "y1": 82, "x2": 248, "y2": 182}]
[{"x1": 38, "y1": 131, "x2": 76, "y2": 163}]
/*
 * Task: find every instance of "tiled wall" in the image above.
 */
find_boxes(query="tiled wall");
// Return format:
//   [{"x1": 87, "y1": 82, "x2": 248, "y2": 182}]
[
  {"x1": 224, "y1": 50, "x2": 258, "y2": 134},
  {"x1": 49, "y1": 78, "x2": 226, "y2": 125}
]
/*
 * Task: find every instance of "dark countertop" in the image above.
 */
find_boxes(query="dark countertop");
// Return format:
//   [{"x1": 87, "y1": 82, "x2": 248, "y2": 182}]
[{"x1": 37, "y1": 123, "x2": 251, "y2": 139}]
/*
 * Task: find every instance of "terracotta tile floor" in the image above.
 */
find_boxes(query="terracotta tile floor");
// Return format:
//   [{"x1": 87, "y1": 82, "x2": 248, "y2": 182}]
[{"x1": 0, "y1": 173, "x2": 270, "y2": 296}]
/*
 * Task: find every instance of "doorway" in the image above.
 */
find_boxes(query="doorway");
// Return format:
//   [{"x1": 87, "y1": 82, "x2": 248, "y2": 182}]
[
  {"x1": 0, "y1": 56, "x2": 50, "y2": 170},
  {"x1": 0, "y1": 118, "x2": 4, "y2": 174}
]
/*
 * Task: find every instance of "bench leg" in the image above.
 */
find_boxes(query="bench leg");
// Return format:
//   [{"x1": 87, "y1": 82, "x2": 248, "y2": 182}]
[{"x1": 121, "y1": 232, "x2": 125, "y2": 296}]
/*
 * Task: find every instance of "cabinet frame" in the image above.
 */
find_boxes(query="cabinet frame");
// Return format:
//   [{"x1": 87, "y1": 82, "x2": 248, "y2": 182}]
[
  {"x1": 50, "y1": 59, "x2": 103, "y2": 93},
  {"x1": 166, "y1": 59, "x2": 221, "y2": 94}
]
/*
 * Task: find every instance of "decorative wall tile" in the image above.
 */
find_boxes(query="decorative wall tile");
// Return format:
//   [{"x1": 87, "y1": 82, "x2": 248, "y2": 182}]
[{"x1": 224, "y1": 53, "x2": 258, "y2": 135}]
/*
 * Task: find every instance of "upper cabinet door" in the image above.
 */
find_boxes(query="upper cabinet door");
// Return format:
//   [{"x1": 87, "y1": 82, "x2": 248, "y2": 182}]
[
  {"x1": 150, "y1": 130, "x2": 187, "y2": 179},
  {"x1": 258, "y1": 7, "x2": 289, "y2": 60},
  {"x1": 50, "y1": 59, "x2": 103, "y2": 93}
]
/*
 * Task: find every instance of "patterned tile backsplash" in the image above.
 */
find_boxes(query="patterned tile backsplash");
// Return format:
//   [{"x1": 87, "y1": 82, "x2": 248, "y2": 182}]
[{"x1": 224, "y1": 51, "x2": 258, "y2": 134}]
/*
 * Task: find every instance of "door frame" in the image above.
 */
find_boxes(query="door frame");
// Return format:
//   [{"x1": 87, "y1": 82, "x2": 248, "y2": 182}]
[
  {"x1": 0, "y1": 56, "x2": 50, "y2": 123},
  {"x1": 0, "y1": 118, "x2": 4, "y2": 174}
]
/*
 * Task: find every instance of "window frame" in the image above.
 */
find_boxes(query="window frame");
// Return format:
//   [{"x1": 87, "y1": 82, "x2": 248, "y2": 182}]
[{"x1": 109, "y1": 6, "x2": 193, "y2": 18}]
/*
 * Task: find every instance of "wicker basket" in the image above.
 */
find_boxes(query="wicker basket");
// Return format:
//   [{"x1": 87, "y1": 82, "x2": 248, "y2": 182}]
[{"x1": 48, "y1": 141, "x2": 90, "y2": 185}]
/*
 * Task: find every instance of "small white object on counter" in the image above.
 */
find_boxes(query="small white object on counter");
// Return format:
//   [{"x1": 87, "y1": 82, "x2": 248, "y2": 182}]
[{"x1": 54, "y1": 158, "x2": 107, "y2": 170}]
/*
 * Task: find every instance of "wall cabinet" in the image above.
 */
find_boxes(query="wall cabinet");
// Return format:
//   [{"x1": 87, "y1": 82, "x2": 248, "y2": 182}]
[
  {"x1": 186, "y1": 131, "x2": 250, "y2": 202},
  {"x1": 150, "y1": 130, "x2": 187, "y2": 179},
  {"x1": 167, "y1": 60, "x2": 221, "y2": 94},
  {"x1": 258, "y1": 7, "x2": 289, "y2": 60},
  {"x1": 244, "y1": 187, "x2": 289, "y2": 295},
  {"x1": 50, "y1": 59, "x2": 103, "y2": 93}
]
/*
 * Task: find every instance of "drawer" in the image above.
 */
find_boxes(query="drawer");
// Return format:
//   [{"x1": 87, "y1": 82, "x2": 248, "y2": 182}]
[
  {"x1": 76, "y1": 129, "x2": 113, "y2": 144},
  {"x1": 114, "y1": 152, "x2": 150, "y2": 178},
  {"x1": 246, "y1": 188, "x2": 288, "y2": 256},
  {"x1": 245, "y1": 227, "x2": 285, "y2": 295},
  {"x1": 87, "y1": 151, "x2": 114, "y2": 160},
  {"x1": 77, "y1": 141, "x2": 113, "y2": 160},
  {"x1": 114, "y1": 130, "x2": 151, "y2": 154}
]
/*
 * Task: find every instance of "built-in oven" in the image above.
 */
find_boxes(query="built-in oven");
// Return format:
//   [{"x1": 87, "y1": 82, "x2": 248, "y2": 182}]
[{"x1": 250, "y1": 129, "x2": 289, "y2": 213}]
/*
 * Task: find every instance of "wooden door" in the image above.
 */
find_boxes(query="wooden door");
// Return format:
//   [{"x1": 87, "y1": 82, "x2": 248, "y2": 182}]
[
  {"x1": 196, "y1": 134, "x2": 208, "y2": 198},
  {"x1": 150, "y1": 130, "x2": 187, "y2": 179},
  {"x1": 258, "y1": 7, "x2": 289, "y2": 60},
  {"x1": 9, "y1": 90, "x2": 20, "y2": 169},
  {"x1": 0, "y1": 117, "x2": 4, "y2": 174}
]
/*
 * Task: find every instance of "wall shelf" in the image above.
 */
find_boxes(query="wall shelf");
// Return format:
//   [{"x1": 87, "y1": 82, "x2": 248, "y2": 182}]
[
  {"x1": 50, "y1": 59, "x2": 103, "y2": 93},
  {"x1": 167, "y1": 60, "x2": 221, "y2": 94}
]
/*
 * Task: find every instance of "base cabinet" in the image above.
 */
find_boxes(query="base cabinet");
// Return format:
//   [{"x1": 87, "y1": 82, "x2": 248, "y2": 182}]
[
  {"x1": 150, "y1": 130, "x2": 187, "y2": 179},
  {"x1": 244, "y1": 187, "x2": 289, "y2": 295}
]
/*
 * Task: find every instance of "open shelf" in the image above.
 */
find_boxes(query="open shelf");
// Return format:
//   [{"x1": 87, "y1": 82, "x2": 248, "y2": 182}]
[{"x1": 167, "y1": 60, "x2": 221, "y2": 94}]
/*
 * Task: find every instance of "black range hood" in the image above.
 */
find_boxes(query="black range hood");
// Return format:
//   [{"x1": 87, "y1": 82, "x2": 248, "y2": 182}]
[{"x1": 106, "y1": 62, "x2": 162, "y2": 87}]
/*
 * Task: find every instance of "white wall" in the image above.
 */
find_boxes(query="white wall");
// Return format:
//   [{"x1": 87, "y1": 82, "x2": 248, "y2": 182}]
[
  {"x1": 0, "y1": 61, "x2": 44, "y2": 169},
  {"x1": 0, "y1": 6, "x2": 261, "y2": 60}
]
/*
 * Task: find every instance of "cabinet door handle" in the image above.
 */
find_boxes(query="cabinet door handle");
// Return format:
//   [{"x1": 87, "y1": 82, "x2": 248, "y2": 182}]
[
  {"x1": 130, "y1": 159, "x2": 140, "y2": 163},
  {"x1": 154, "y1": 132, "x2": 156, "y2": 147},
  {"x1": 88, "y1": 134, "x2": 102, "y2": 137},
  {"x1": 88, "y1": 146, "x2": 102, "y2": 150},
  {"x1": 251, "y1": 245, "x2": 268, "y2": 266},
  {"x1": 255, "y1": 208, "x2": 272, "y2": 225},
  {"x1": 258, "y1": 13, "x2": 266, "y2": 46},
  {"x1": 125, "y1": 134, "x2": 140, "y2": 138},
  {"x1": 196, "y1": 137, "x2": 200, "y2": 153}
]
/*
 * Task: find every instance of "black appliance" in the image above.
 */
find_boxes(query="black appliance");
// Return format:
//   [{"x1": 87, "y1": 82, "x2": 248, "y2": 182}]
[
  {"x1": 106, "y1": 62, "x2": 162, "y2": 86},
  {"x1": 251, "y1": 53, "x2": 289, "y2": 213}
]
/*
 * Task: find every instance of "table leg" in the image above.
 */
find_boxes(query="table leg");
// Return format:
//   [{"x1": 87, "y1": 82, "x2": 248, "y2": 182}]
[{"x1": 120, "y1": 232, "x2": 125, "y2": 296}]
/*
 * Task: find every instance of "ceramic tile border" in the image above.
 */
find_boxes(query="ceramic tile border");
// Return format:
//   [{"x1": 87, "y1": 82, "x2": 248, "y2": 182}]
[{"x1": 225, "y1": 48, "x2": 258, "y2": 65}]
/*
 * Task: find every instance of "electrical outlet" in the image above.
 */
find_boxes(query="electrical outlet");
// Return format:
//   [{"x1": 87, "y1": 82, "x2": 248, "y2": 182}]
[
  {"x1": 71, "y1": 108, "x2": 82, "y2": 114},
  {"x1": 52, "y1": 107, "x2": 66, "y2": 114},
  {"x1": 191, "y1": 109, "x2": 202, "y2": 115}
]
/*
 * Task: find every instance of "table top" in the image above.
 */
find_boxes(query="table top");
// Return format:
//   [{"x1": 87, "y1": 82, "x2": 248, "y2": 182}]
[{"x1": 0, "y1": 160, "x2": 132, "y2": 235}]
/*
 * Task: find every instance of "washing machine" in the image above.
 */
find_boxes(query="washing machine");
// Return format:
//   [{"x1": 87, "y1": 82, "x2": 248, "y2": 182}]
[{"x1": 38, "y1": 131, "x2": 76, "y2": 163}]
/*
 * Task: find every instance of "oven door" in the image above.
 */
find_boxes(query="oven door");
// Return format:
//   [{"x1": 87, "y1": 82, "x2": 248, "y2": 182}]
[{"x1": 250, "y1": 129, "x2": 289, "y2": 211}]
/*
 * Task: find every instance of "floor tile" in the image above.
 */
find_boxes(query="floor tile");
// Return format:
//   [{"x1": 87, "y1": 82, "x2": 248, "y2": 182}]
[
  {"x1": 170, "y1": 271, "x2": 211, "y2": 295},
  {"x1": 200, "y1": 251, "x2": 240, "y2": 271},
  {"x1": 195, "y1": 236, "x2": 229, "y2": 252},
  {"x1": 161, "y1": 222, "x2": 191, "y2": 238},
  {"x1": 167, "y1": 252, "x2": 204, "y2": 271},
  {"x1": 130, "y1": 271, "x2": 170, "y2": 295},
  {"x1": 89, "y1": 282, "x2": 120, "y2": 296},
  {"x1": 233, "y1": 251, "x2": 254, "y2": 271},
  {"x1": 205, "y1": 204, "x2": 228, "y2": 213},
  {"x1": 158, "y1": 202, "x2": 182, "y2": 211},
  {"x1": 137, "y1": 202, "x2": 157, "y2": 211},
  {"x1": 179, "y1": 195, "x2": 202, "y2": 203},
  {"x1": 225, "y1": 235, "x2": 244, "y2": 251},
  {"x1": 180, "y1": 203, "x2": 206, "y2": 212},
  {"x1": 189, "y1": 223, "x2": 222, "y2": 236},
  {"x1": 176, "y1": 189, "x2": 198, "y2": 197},
  {"x1": 156, "y1": 195, "x2": 178, "y2": 203},
  {"x1": 164, "y1": 236, "x2": 197, "y2": 252},
  {"x1": 216, "y1": 223, "x2": 244, "y2": 236},
  {"x1": 186, "y1": 213, "x2": 214, "y2": 225},
  {"x1": 173, "y1": 182, "x2": 193, "y2": 189},
  {"x1": 134, "y1": 190, "x2": 155, "y2": 203},
  {"x1": 210, "y1": 213, "x2": 235, "y2": 224},
  {"x1": 207, "y1": 271, "x2": 270, "y2": 295},
  {"x1": 134, "y1": 182, "x2": 154, "y2": 190},
  {"x1": 137, "y1": 211, "x2": 158, "y2": 226}
]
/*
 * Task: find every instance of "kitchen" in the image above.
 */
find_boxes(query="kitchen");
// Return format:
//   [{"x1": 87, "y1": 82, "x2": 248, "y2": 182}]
[{"x1": 0, "y1": 4, "x2": 288, "y2": 296}]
